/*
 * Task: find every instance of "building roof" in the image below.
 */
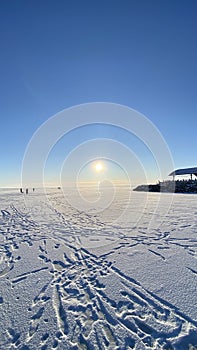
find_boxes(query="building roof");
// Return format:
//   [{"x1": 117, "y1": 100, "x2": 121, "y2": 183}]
[{"x1": 169, "y1": 167, "x2": 197, "y2": 176}]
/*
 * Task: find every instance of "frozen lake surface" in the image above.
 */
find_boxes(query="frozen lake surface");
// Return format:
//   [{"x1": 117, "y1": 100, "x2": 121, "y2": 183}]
[{"x1": 0, "y1": 188, "x2": 197, "y2": 349}]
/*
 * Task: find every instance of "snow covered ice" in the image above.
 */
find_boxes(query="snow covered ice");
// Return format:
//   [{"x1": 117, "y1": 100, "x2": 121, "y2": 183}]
[{"x1": 0, "y1": 187, "x2": 197, "y2": 349}]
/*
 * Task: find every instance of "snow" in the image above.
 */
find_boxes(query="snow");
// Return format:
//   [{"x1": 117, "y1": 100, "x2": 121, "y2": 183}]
[{"x1": 0, "y1": 188, "x2": 197, "y2": 349}]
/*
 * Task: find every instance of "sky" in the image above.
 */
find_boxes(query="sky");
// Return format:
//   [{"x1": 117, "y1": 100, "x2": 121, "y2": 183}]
[{"x1": 0, "y1": 0, "x2": 197, "y2": 187}]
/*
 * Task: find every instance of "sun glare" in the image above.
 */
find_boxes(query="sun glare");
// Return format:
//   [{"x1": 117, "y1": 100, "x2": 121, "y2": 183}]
[{"x1": 95, "y1": 162, "x2": 103, "y2": 172}]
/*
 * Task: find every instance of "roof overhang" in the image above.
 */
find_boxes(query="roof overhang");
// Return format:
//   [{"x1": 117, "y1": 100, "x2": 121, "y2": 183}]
[{"x1": 169, "y1": 167, "x2": 197, "y2": 176}]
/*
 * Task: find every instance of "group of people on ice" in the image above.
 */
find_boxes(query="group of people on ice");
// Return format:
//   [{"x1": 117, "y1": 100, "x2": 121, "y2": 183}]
[{"x1": 20, "y1": 188, "x2": 35, "y2": 194}]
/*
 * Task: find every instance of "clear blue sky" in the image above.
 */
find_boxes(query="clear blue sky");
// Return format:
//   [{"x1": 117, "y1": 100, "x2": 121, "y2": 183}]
[{"x1": 0, "y1": 0, "x2": 197, "y2": 187}]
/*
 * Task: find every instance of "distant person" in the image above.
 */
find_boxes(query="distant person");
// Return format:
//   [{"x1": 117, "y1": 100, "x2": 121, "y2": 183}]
[
  {"x1": 33, "y1": 188, "x2": 35, "y2": 192},
  {"x1": 26, "y1": 188, "x2": 28, "y2": 194},
  {"x1": 20, "y1": 188, "x2": 23, "y2": 193}
]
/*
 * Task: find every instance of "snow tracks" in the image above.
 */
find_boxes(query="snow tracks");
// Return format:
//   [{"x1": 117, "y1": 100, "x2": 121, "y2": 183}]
[{"x1": 0, "y1": 194, "x2": 197, "y2": 349}]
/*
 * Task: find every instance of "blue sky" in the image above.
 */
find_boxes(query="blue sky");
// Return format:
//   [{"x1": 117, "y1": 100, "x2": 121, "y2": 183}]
[{"x1": 0, "y1": 0, "x2": 197, "y2": 187}]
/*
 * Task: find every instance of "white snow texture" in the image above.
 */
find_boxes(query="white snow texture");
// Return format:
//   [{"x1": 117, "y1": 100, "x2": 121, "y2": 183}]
[{"x1": 0, "y1": 188, "x2": 197, "y2": 350}]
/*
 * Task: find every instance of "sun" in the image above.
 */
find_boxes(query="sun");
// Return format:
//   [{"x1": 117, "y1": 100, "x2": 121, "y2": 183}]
[{"x1": 95, "y1": 162, "x2": 103, "y2": 172}]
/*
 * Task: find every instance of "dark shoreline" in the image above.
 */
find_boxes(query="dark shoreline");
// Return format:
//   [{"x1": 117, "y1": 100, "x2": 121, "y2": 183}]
[{"x1": 133, "y1": 179, "x2": 197, "y2": 194}]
